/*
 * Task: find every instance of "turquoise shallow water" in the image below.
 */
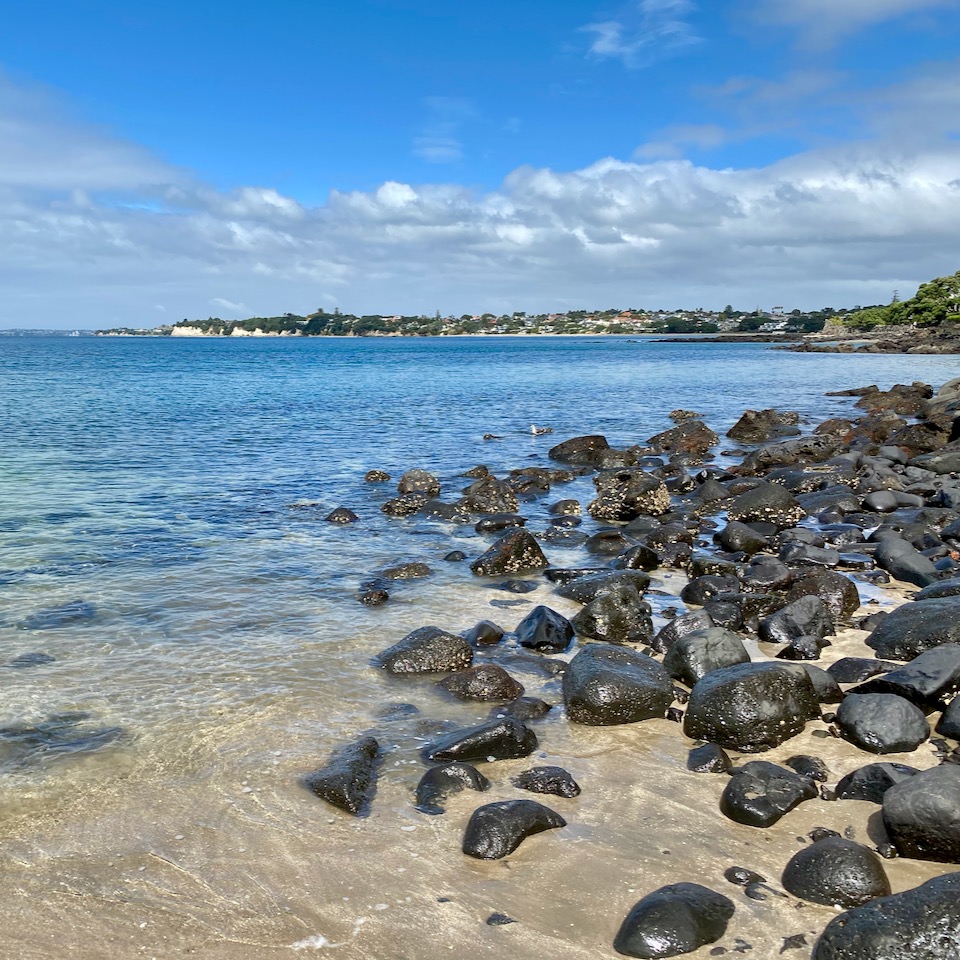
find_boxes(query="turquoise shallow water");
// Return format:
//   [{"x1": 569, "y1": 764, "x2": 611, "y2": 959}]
[{"x1": 0, "y1": 335, "x2": 955, "y2": 958}]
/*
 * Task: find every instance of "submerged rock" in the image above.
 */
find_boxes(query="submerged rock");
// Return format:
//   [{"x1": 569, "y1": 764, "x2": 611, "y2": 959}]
[
  {"x1": 613, "y1": 883, "x2": 734, "y2": 959},
  {"x1": 415, "y1": 761, "x2": 489, "y2": 815},
  {"x1": 462, "y1": 799, "x2": 566, "y2": 859},
  {"x1": 423, "y1": 717, "x2": 538, "y2": 763},
  {"x1": 376, "y1": 627, "x2": 473, "y2": 675},
  {"x1": 301, "y1": 736, "x2": 380, "y2": 816},
  {"x1": 436, "y1": 665, "x2": 524, "y2": 702},
  {"x1": 511, "y1": 765, "x2": 581, "y2": 798}
]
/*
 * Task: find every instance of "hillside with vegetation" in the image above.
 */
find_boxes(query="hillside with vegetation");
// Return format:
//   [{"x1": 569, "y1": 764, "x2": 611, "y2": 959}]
[
  {"x1": 845, "y1": 269, "x2": 960, "y2": 330},
  {"x1": 96, "y1": 305, "x2": 836, "y2": 338}
]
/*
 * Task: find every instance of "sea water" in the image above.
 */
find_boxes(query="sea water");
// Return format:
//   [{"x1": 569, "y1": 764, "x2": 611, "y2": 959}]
[{"x1": 0, "y1": 335, "x2": 955, "y2": 958}]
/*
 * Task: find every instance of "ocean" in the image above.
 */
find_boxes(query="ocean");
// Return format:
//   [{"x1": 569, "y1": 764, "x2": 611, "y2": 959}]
[{"x1": 0, "y1": 335, "x2": 955, "y2": 959}]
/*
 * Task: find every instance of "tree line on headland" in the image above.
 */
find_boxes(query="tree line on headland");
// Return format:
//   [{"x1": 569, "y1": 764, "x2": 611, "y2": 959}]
[{"x1": 94, "y1": 267, "x2": 960, "y2": 338}]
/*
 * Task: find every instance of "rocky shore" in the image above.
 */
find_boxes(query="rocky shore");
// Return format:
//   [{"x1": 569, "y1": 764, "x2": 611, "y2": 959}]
[
  {"x1": 296, "y1": 376, "x2": 960, "y2": 959},
  {"x1": 780, "y1": 325, "x2": 960, "y2": 355}
]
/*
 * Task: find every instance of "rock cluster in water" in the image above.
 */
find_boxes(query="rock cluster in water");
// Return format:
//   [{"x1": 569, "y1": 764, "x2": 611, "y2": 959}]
[{"x1": 299, "y1": 375, "x2": 960, "y2": 957}]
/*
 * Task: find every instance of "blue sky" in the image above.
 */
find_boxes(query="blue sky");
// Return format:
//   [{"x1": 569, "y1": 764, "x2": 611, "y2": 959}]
[{"x1": 2, "y1": 0, "x2": 960, "y2": 327}]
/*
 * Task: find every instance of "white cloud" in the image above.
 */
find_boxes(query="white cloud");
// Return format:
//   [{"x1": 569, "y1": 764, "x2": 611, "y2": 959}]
[
  {"x1": 752, "y1": 0, "x2": 953, "y2": 46},
  {"x1": 583, "y1": 0, "x2": 701, "y2": 68},
  {"x1": 3, "y1": 70, "x2": 960, "y2": 327}
]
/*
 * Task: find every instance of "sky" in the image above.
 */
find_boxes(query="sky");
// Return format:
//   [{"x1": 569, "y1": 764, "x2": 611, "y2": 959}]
[{"x1": 2, "y1": 0, "x2": 960, "y2": 328}]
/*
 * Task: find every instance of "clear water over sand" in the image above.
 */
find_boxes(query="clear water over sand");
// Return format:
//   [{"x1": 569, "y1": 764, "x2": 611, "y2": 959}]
[{"x1": 0, "y1": 336, "x2": 956, "y2": 958}]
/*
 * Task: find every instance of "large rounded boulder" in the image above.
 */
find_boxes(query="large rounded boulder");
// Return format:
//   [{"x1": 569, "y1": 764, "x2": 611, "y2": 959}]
[
  {"x1": 812, "y1": 873, "x2": 960, "y2": 959},
  {"x1": 866, "y1": 598, "x2": 960, "y2": 660},
  {"x1": 683, "y1": 662, "x2": 820, "y2": 752},
  {"x1": 782, "y1": 836, "x2": 890, "y2": 908},
  {"x1": 563, "y1": 645, "x2": 672, "y2": 726},
  {"x1": 882, "y1": 764, "x2": 960, "y2": 862}
]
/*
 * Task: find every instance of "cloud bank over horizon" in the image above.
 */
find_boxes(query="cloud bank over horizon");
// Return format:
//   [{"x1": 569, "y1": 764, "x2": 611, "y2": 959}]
[{"x1": 2, "y1": 2, "x2": 960, "y2": 328}]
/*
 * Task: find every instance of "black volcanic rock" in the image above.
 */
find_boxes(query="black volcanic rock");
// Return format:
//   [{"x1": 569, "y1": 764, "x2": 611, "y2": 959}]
[
  {"x1": 423, "y1": 717, "x2": 537, "y2": 763},
  {"x1": 587, "y1": 468, "x2": 670, "y2": 522},
  {"x1": 415, "y1": 761, "x2": 490, "y2": 815},
  {"x1": 812, "y1": 873, "x2": 960, "y2": 960},
  {"x1": 515, "y1": 605, "x2": 574, "y2": 654},
  {"x1": 662, "y1": 627, "x2": 751, "y2": 686},
  {"x1": 882, "y1": 764, "x2": 960, "y2": 862},
  {"x1": 720, "y1": 760, "x2": 818, "y2": 827},
  {"x1": 510, "y1": 765, "x2": 581, "y2": 798},
  {"x1": 834, "y1": 762, "x2": 918, "y2": 804},
  {"x1": 835, "y1": 693, "x2": 929, "y2": 754},
  {"x1": 377, "y1": 626, "x2": 473, "y2": 675},
  {"x1": 470, "y1": 529, "x2": 549, "y2": 577},
  {"x1": 683, "y1": 662, "x2": 820, "y2": 753},
  {"x1": 462, "y1": 799, "x2": 566, "y2": 860},
  {"x1": 570, "y1": 584, "x2": 653, "y2": 644},
  {"x1": 613, "y1": 883, "x2": 734, "y2": 959},
  {"x1": 866, "y1": 598, "x2": 960, "y2": 660},
  {"x1": 782, "y1": 836, "x2": 890, "y2": 908},
  {"x1": 563, "y1": 645, "x2": 672, "y2": 725},
  {"x1": 302, "y1": 736, "x2": 380, "y2": 816},
  {"x1": 436, "y1": 665, "x2": 524, "y2": 702}
]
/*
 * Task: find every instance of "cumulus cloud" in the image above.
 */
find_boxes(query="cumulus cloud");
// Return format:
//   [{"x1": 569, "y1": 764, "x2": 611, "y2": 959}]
[
  {"x1": 583, "y1": 0, "x2": 701, "y2": 68},
  {"x1": 2, "y1": 71, "x2": 960, "y2": 327},
  {"x1": 752, "y1": 0, "x2": 953, "y2": 46}
]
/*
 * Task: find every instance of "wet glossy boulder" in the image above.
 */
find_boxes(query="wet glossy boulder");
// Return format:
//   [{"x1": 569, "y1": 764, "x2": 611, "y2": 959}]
[
  {"x1": 687, "y1": 743, "x2": 731, "y2": 774},
  {"x1": 436, "y1": 665, "x2": 524, "y2": 702},
  {"x1": 613, "y1": 883, "x2": 734, "y2": 959},
  {"x1": 381, "y1": 492, "x2": 430, "y2": 517},
  {"x1": 415, "y1": 761, "x2": 489, "y2": 815},
  {"x1": 570, "y1": 584, "x2": 654, "y2": 645},
  {"x1": 882, "y1": 764, "x2": 960, "y2": 862},
  {"x1": 651, "y1": 609, "x2": 714, "y2": 654},
  {"x1": 377, "y1": 626, "x2": 473, "y2": 675},
  {"x1": 510, "y1": 765, "x2": 581, "y2": 798},
  {"x1": 680, "y1": 574, "x2": 740, "y2": 607},
  {"x1": 588, "y1": 468, "x2": 670, "y2": 522},
  {"x1": 782, "y1": 836, "x2": 890, "y2": 908},
  {"x1": 556, "y1": 570, "x2": 650, "y2": 604},
  {"x1": 470, "y1": 529, "x2": 549, "y2": 577},
  {"x1": 866, "y1": 598, "x2": 960, "y2": 660},
  {"x1": 563, "y1": 645, "x2": 672, "y2": 726},
  {"x1": 714, "y1": 521, "x2": 769, "y2": 555},
  {"x1": 801, "y1": 664, "x2": 844, "y2": 703},
  {"x1": 812, "y1": 873, "x2": 960, "y2": 960},
  {"x1": 727, "y1": 483, "x2": 807, "y2": 529},
  {"x1": 462, "y1": 799, "x2": 566, "y2": 860},
  {"x1": 786, "y1": 570, "x2": 861, "y2": 621},
  {"x1": 461, "y1": 620, "x2": 505, "y2": 646},
  {"x1": 683, "y1": 662, "x2": 820, "y2": 753},
  {"x1": 720, "y1": 760, "x2": 818, "y2": 827},
  {"x1": 874, "y1": 536, "x2": 940, "y2": 588},
  {"x1": 852, "y1": 644, "x2": 960, "y2": 710},
  {"x1": 302, "y1": 736, "x2": 380, "y2": 816},
  {"x1": 834, "y1": 762, "x2": 918, "y2": 804},
  {"x1": 515, "y1": 605, "x2": 574, "y2": 654},
  {"x1": 758, "y1": 595, "x2": 835, "y2": 648},
  {"x1": 662, "y1": 627, "x2": 751, "y2": 687},
  {"x1": 423, "y1": 717, "x2": 538, "y2": 763},
  {"x1": 835, "y1": 693, "x2": 929, "y2": 754},
  {"x1": 936, "y1": 694, "x2": 960, "y2": 738}
]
